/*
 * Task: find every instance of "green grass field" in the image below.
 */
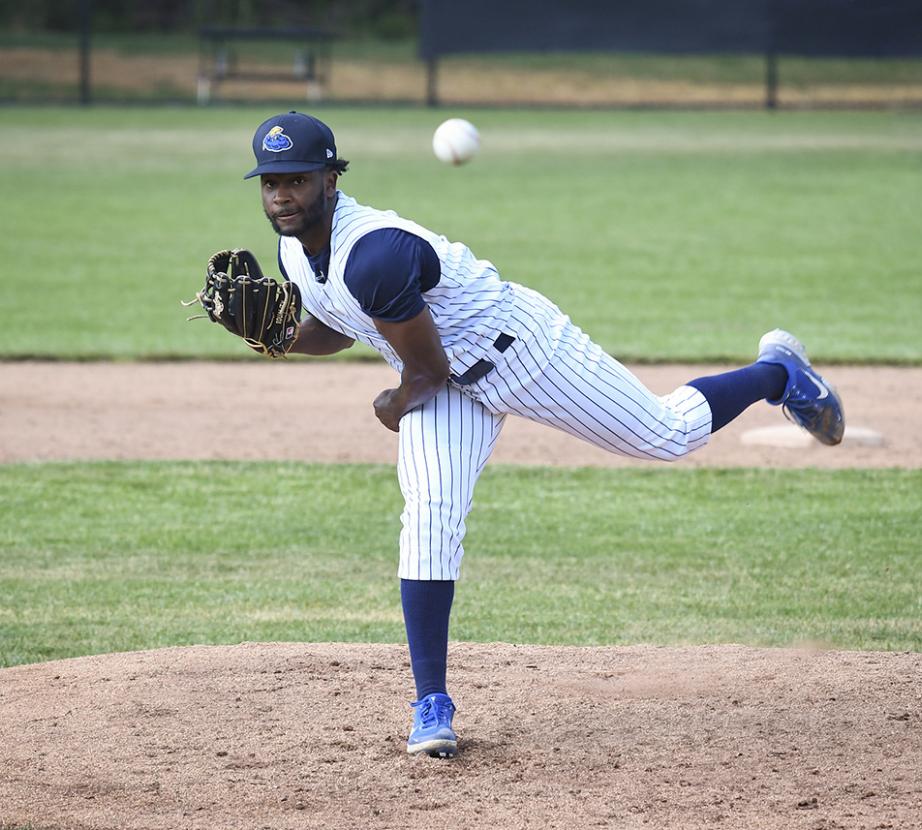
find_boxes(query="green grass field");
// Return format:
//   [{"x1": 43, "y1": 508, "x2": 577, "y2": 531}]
[
  {"x1": 1, "y1": 462, "x2": 919, "y2": 668},
  {"x1": 1, "y1": 107, "x2": 919, "y2": 670},
  {"x1": 0, "y1": 107, "x2": 920, "y2": 361}
]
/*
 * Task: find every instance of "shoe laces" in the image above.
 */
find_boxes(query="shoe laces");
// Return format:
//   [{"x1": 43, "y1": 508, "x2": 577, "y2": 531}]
[{"x1": 413, "y1": 695, "x2": 454, "y2": 728}]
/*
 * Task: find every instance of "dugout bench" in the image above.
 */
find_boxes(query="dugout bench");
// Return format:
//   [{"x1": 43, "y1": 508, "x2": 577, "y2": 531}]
[{"x1": 197, "y1": 26, "x2": 336, "y2": 104}]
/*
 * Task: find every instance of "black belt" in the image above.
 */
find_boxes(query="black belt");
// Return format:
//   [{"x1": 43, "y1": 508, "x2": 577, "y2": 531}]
[{"x1": 449, "y1": 333, "x2": 515, "y2": 386}]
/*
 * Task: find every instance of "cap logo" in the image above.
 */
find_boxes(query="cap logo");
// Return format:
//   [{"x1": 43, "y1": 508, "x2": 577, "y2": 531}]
[
  {"x1": 326, "y1": 148, "x2": 333, "y2": 159},
  {"x1": 262, "y1": 126, "x2": 294, "y2": 153}
]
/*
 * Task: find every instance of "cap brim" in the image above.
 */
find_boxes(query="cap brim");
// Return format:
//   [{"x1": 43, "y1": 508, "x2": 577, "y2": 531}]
[{"x1": 244, "y1": 159, "x2": 330, "y2": 179}]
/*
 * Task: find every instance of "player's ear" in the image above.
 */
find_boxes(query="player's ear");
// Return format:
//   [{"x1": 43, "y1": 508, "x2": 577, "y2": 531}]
[{"x1": 323, "y1": 168, "x2": 338, "y2": 196}]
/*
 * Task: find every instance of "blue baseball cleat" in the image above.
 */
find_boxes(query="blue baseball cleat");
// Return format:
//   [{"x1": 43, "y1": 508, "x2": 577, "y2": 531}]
[
  {"x1": 407, "y1": 693, "x2": 457, "y2": 758},
  {"x1": 757, "y1": 329, "x2": 845, "y2": 446}
]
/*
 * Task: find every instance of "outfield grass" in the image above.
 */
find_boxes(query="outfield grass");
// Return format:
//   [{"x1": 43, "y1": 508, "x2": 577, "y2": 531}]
[
  {"x1": 1, "y1": 461, "x2": 918, "y2": 668},
  {"x1": 0, "y1": 107, "x2": 919, "y2": 362}
]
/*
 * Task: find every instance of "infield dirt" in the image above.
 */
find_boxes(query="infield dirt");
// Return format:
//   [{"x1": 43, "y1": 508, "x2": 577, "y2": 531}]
[
  {"x1": 1, "y1": 361, "x2": 919, "y2": 468},
  {"x1": 2, "y1": 643, "x2": 920, "y2": 830}
]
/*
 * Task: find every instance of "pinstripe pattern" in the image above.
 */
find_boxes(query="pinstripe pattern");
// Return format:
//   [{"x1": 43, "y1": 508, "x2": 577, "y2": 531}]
[
  {"x1": 470, "y1": 285, "x2": 712, "y2": 461},
  {"x1": 278, "y1": 192, "x2": 712, "y2": 581},
  {"x1": 397, "y1": 286, "x2": 712, "y2": 579},
  {"x1": 397, "y1": 383, "x2": 505, "y2": 580},
  {"x1": 280, "y1": 192, "x2": 515, "y2": 377}
]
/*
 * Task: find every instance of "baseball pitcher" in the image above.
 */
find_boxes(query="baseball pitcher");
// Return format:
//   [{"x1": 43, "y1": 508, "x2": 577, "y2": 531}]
[{"x1": 187, "y1": 112, "x2": 844, "y2": 759}]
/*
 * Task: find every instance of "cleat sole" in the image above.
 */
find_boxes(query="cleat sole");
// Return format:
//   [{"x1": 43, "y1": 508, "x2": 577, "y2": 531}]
[{"x1": 407, "y1": 738, "x2": 458, "y2": 757}]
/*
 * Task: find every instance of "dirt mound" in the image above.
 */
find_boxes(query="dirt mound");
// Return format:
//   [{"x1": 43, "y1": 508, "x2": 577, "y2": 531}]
[{"x1": 1, "y1": 642, "x2": 919, "y2": 829}]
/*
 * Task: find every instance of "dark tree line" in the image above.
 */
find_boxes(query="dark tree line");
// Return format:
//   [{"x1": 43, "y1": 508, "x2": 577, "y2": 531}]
[{"x1": 2, "y1": 0, "x2": 418, "y2": 37}]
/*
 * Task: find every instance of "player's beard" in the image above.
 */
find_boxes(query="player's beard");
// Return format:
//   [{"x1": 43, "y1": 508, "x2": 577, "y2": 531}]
[{"x1": 266, "y1": 188, "x2": 327, "y2": 238}]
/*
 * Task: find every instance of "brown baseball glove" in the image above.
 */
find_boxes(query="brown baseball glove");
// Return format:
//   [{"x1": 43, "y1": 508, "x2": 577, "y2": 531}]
[{"x1": 183, "y1": 249, "x2": 302, "y2": 358}]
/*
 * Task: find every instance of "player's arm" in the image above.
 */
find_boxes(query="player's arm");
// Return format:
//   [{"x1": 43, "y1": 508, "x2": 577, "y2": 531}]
[
  {"x1": 372, "y1": 308, "x2": 450, "y2": 431},
  {"x1": 344, "y1": 227, "x2": 446, "y2": 431},
  {"x1": 288, "y1": 313, "x2": 355, "y2": 356}
]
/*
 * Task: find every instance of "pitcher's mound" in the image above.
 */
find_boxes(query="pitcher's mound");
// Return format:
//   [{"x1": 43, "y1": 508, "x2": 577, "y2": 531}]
[{"x1": 1, "y1": 642, "x2": 919, "y2": 829}]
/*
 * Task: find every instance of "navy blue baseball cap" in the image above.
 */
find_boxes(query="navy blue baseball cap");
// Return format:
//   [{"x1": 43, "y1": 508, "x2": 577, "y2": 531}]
[{"x1": 244, "y1": 111, "x2": 338, "y2": 179}]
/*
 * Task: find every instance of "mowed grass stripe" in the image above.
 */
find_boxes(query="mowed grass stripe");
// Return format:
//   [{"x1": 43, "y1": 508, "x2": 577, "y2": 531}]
[
  {"x1": 1, "y1": 462, "x2": 919, "y2": 667},
  {"x1": 3, "y1": 110, "x2": 922, "y2": 167},
  {"x1": 0, "y1": 108, "x2": 919, "y2": 362}
]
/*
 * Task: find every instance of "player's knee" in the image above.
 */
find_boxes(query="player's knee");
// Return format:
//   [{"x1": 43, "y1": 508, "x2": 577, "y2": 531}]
[
  {"x1": 649, "y1": 440, "x2": 693, "y2": 462},
  {"x1": 400, "y1": 498, "x2": 467, "y2": 561},
  {"x1": 655, "y1": 387, "x2": 712, "y2": 460}
]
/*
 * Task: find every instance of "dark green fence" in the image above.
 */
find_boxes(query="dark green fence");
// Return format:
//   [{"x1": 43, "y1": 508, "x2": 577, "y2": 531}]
[{"x1": 1, "y1": 0, "x2": 920, "y2": 107}]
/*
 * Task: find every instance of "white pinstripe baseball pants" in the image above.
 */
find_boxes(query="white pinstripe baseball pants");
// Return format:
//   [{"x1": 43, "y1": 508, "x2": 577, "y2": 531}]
[{"x1": 396, "y1": 286, "x2": 712, "y2": 581}]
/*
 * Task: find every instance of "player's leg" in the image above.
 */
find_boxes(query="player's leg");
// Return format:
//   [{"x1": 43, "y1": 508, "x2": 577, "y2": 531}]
[
  {"x1": 684, "y1": 363, "x2": 787, "y2": 432},
  {"x1": 476, "y1": 318, "x2": 842, "y2": 458},
  {"x1": 477, "y1": 321, "x2": 714, "y2": 460},
  {"x1": 396, "y1": 382, "x2": 505, "y2": 757}
]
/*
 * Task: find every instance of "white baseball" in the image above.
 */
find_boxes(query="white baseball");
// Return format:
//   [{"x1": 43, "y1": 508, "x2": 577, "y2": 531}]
[{"x1": 432, "y1": 118, "x2": 480, "y2": 165}]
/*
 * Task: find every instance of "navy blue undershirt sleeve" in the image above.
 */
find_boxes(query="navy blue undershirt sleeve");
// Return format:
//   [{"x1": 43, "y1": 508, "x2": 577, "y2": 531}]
[{"x1": 343, "y1": 228, "x2": 441, "y2": 322}]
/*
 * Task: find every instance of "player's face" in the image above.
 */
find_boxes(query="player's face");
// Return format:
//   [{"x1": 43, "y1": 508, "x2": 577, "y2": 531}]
[{"x1": 261, "y1": 170, "x2": 334, "y2": 240}]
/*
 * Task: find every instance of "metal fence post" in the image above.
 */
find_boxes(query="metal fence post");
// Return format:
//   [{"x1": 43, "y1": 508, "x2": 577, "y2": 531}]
[
  {"x1": 426, "y1": 57, "x2": 439, "y2": 107},
  {"x1": 79, "y1": 0, "x2": 93, "y2": 105},
  {"x1": 765, "y1": 48, "x2": 778, "y2": 110}
]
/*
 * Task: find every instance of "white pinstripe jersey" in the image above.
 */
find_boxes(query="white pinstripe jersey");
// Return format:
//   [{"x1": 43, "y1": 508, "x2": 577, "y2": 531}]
[
  {"x1": 273, "y1": 194, "x2": 714, "y2": 583},
  {"x1": 278, "y1": 192, "x2": 517, "y2": 378}
]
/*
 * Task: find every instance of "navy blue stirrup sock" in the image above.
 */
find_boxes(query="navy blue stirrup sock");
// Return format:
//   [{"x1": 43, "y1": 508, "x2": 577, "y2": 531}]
[
  {"x1": 687, "y1": 362, "x2": 788, "y2": 432},
  {"x1": 400, "y1": 579, "x2": 455, "y2": 700}
]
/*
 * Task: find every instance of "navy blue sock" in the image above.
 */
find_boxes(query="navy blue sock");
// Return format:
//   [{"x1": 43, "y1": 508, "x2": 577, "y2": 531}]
[
  {"x1": 687, "y1": 362, "x2": 788, "y2": 432},
  {"x1": 400, "y1": 578, "x2": 454, "y2": 700}
]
